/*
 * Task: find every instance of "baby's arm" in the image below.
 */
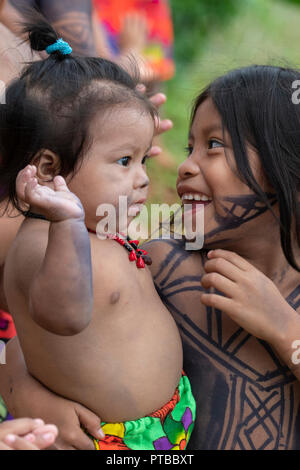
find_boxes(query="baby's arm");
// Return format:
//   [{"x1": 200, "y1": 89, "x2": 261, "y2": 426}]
[
  {"x1": 12, "y1": 165, "x2": 93, "y2": 336},
  {"x1": 0, "y1": 337, "x2": 104, "y2": 450}
]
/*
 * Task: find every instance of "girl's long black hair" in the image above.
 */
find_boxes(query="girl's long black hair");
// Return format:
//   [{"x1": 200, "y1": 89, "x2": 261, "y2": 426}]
[
  {"x1": 192, "y1": 65, "x2": 300, "y2": 272},
  {"x1": 0, "y1": 9, "x2": 155, "y2": 212}
]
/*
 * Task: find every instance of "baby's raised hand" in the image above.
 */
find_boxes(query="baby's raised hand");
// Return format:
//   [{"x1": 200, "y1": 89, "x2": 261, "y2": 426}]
[{"x1": 16, "y1": 165, "x2": 85, "y2": 223}]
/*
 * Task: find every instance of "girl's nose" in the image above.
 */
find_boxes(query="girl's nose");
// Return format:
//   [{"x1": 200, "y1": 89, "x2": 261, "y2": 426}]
[{"x1": 178, "y1": 155, "x2": 200, "y2": 180}]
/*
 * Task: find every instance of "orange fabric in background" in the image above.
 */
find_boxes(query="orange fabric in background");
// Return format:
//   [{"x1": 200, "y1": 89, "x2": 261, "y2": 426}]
[{"x1": 93, "y1": 0, "x2": 175, "y2": 81}]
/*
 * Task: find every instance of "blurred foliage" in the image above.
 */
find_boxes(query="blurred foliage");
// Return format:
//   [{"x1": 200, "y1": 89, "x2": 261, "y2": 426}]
[
  {"x1": 148, "y1": 0, "x2": 300, "y2": 205},
  {"x1": 170, "y1": 0, "x2": 239, "y2": 70}
]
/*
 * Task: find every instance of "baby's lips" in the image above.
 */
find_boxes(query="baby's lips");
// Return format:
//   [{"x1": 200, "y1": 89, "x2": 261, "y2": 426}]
[{"x1": 128, "y1": 203, "x2": 145, "y2": 217}]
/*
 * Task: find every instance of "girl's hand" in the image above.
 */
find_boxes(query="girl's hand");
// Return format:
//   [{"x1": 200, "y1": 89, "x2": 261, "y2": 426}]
[
  {"x1": 16, "y1": 165, "x2": 85, "y2": 223},
  {"x1": 200, "y1": 249, "x2": 299, "y2": 345},
  {"x1": 0, "y1": 418, "x2": 58, "y2": 450}
]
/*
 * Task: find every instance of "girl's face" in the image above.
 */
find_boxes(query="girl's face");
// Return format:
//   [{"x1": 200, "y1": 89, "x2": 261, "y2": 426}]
[
  {"x1": 67, "y1": 105, "x2": 154, "y2": 232},
  {"x1": 176, "y1": 98, "x2": 277, "y2": 249}
]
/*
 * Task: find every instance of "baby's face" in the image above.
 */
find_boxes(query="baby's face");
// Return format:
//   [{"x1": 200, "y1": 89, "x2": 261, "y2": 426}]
[{"x1": 67, "y1": 105, "x2": 154, "y2": 233}]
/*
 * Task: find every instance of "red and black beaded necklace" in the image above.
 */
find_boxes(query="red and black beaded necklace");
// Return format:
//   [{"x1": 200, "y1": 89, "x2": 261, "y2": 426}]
[
  {"x1": 24, "y1": 211, "x2": 152, "y2": 269},
  {"x1": 87, "y1": 228, "x2": 152, "y2": 269}
]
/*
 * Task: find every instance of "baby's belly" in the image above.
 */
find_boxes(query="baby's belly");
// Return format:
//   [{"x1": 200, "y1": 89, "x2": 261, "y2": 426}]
[{"x1": 20, "y1": 304, "x2": 183, "y2": 422}]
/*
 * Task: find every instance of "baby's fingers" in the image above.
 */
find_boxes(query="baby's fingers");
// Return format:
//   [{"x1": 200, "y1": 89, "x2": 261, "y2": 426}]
[
  {"x1": 16, "y1": 165, "x2": 36, "y2": 201},
  {"x1": 23, "y1": 176, "x2": 39, "y2": 205},
  {"x1": 53, "y1": 175, "x2": 70, "y2": 193}
]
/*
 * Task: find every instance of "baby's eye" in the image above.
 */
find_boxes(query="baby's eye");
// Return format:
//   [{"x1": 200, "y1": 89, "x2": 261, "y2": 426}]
[
  {"x1": 142, "y1": 155, "x2": 149, "y2": 165},
  {"x1": 208, "y1": 139, "x2": 223, "y2": 149},
  {"x1": 117, "y1": 156, "x2": 131, "y2": 166},
  {"x1": 184, "y1": 146, "x2": 193, "y2": 157}
]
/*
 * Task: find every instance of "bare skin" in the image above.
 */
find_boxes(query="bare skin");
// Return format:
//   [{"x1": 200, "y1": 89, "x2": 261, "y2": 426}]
[
  {"x1": 3, "y1": 105, "x2": 182, "y2": 424},
  {"x1": 0, "y1": 91, "x2": 172, "y2": 449},
  {"x1": 143, "y1": 98, "x2": 300, "y2": 449},
  {"x1": 0, "y1": 418, "x2": 58, "y2": 450},
  {"x1": 3, "y1": 97, "x2": 300, "y2": 449},
  {"x1": 9, "y1": 0, "x2": 97, "y2": 56}
]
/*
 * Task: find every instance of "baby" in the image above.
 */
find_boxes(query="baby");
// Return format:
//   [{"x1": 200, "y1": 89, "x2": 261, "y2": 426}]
[{"x1": 1, "y1": 13, "x2": 195, "y2": 450}]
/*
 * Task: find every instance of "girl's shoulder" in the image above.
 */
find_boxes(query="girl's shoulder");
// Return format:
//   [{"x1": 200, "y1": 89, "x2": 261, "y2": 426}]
[{"x1": 142, "y1": 238, "x2": 207, "y2": 288}]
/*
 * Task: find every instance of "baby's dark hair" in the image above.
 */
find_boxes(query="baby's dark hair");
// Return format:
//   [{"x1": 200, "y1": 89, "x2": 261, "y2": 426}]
[
  {"x1": 0, "y1": 9, "x2": 156, "y2": 212},
  {"x1": 192, "y1": 65, "x2": 300, "y2": 271}
]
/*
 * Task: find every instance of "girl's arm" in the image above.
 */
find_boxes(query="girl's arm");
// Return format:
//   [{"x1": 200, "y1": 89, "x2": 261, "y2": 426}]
[
  {"x1": 13, "y1": 166, "x2": 93, "y2": 336},
  {"x1": 0, "y1": 337, "x2": 104, "y2": 450}
]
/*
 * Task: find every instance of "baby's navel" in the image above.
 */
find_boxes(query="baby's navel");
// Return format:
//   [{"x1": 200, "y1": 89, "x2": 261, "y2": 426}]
[{"x1": 110, "y1": 291, "x2": 121, "y2": 305}]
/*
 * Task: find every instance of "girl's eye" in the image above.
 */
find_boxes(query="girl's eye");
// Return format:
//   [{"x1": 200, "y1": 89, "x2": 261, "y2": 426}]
[
  {"x1": 185, "y1": 146, "x2": 193, "y2": 156},
  {"x1": 208, "y1": 139, "x2": 223, "y2": 149},
  {"x1": 117, "y1": 156, "x2": 131, "y2": 166}
]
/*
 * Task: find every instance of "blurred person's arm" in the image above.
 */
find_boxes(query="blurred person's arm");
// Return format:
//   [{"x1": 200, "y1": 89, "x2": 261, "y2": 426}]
[
  {"x1": 9, "y1": 0, "x2": 97, "y2": 56},
  {"x1": 0, "y1": 0, "x2": 25, "y2": 36}
]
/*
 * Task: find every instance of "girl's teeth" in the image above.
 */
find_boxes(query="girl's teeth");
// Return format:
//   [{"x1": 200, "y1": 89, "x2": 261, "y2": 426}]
[{"x1": 181, "y1": 193, "x2": 212, "y2": 202}]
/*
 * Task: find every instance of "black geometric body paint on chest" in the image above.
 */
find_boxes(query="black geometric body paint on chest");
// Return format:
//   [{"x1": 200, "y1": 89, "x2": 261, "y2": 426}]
[{"x1": 151, "y1": 238, "x2": 300, "y2": 450}]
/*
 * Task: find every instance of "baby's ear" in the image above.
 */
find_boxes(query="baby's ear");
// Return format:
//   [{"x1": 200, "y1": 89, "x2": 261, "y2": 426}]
[{"x1": 32, "y1": 149, "x2": 61, "y2": 184}]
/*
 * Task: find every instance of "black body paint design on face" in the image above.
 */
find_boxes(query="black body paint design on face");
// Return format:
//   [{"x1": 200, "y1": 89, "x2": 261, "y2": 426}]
[
  {"x1": 205, "y1": 193, "x2": 277, "y2": 240},
  {"x1": 150, "y1": 239, "x2": 300, "y2": 450}
]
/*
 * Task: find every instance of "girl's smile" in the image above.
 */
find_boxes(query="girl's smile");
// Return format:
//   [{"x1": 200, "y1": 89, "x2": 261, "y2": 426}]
[{"x1": 176, "y1": 98, "x2": 276, "y2": 248}]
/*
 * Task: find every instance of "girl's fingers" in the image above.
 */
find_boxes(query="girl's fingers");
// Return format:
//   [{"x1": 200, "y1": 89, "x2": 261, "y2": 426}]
[
  {"x1": 200, "y1": 292, "x2": 234, "y2": 313},
  {"x1": 201, "y1": 272, "x2": 237, "y2": 299},
  {"x1": 207, "y1": 249, "x2": 249, "y2": 271},
  {"x1": 3, "y1": 434, "x2": 39, "y2": 450},
  {"x1": 204, "y1": 257, "x2": 240, "y2": 283}
]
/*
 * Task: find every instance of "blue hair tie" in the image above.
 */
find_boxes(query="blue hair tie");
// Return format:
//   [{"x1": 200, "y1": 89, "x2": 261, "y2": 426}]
[{"x1": 46, "y1": 38, "x2": 72, "y2": 56}]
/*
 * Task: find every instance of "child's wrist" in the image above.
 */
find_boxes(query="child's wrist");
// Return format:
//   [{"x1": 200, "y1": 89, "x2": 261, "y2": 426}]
[{"x1": 269, "y1": 307, "x2": 300, "y2": 370}]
